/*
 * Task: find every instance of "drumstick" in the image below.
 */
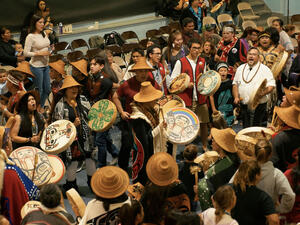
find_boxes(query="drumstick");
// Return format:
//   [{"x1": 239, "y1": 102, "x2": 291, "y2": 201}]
[
  {"x1": 70, "y1": 100, "x2": 79, "y2": 118},
  {"x1": 159, "y1": 106, "x2": 166, "y2": 123},
  {"x1": 32, "y1": 154, "x2": 38, "y2": 181},
  {"x1": 159, "y1": 75, "x2": 168, "y2": 87}
]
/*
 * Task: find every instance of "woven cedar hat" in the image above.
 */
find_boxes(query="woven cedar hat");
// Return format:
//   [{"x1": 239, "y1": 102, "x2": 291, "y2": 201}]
[
  {"x1": 91, "y1": 166, "x2": 129, "y2": 198},
  {"x1": 284, "y1": 86, "x2": 300, "y2": 107},
  {"x1": 49, "y1": 59, "x2": 66, "y2": 77},
  {"x1": 275, "y1": 105, "x2": 300, "y2": 129},
  {"x1": 12, "y1": 61, "x2": 34, "y2": 78},
  {"x1": 146, "y1": 152, "x2": 178, "y2": 186},
  {"x1": 133, "y1": 81, "x2": 163, "y2": 103},
  {"x1": 70, "y1": 59, "x2": 88, "y2": 76},
  {"x1": 194, "y1": 150, "x2": 219, "y2": 164},
  {"x1": 0, "y1": 117, "x2": 15, "y2": 148},
  {"x1": 211, "y1": 128, "x2": 237, "y2": 153},
  {"x1": 60, "y1": 75, "x2": 82, "y2": 91},
  {"x1": 129, "y1": 57, "x2": 154, "y2": 72}
]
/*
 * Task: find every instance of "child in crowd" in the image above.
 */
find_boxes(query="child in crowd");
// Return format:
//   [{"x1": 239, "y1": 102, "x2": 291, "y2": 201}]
[
  {"x1": 179, "y1": 144, "x2": 203, "y2": 211},
  {"x1": 201, "y1": 185, "x2": 238, "y2": 225},
  {"x1": 209, "y1": 62, "x2": 234, "y2": 127},
  {"x1": 119, "y1": 200, "x2": 144, "y2": 225},
  {"x1": 0, "y1": 69, "x2": 8, "y2": 95},
  {"x1": 15, "y1": 43, "x2": 24, "y2": 57},
  {"x1": 200, "y1": 40, "x2": 217, "y2": 70}
]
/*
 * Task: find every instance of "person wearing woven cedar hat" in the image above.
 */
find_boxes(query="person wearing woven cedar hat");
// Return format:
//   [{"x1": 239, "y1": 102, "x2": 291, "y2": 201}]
[
  {"x1": 270, "y1": 105, "x2": 300, "y2": 171},
  {"x1": 281, "y1": 86, "x2": 300, "y2": 107},
  {"x1": 0, "y1": 69, "x2": 26, "y2": 119},
  {"x1": 49, "y1": 59, "x2": 65, "y2": 93},
  {"x1": 52, "y1": 75, "x2": 96, "y2": 193},
  {"x1": 112, "y1": 57, "x2": 160, "y2": 173},
  {"x1": 79, "y1": 166, "x2": 130, "y2": 225},
  {"x1": 129, "y1": 81, "x2": 167, "y2": 185},
  {"x1": 195, "y1": 128, "x2": 240, "y2": 211},
  {"x1": 70, "y1": 58, "x2": 90, "y2": 98},
  {"x1": 0, "y1": 117, "x2": 39, "y2": 225}
]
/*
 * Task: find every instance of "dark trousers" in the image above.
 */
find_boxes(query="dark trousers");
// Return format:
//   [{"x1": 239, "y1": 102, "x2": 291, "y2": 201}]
[
  {"x1": 117, "y1": 119, "x2": 133, "y2": 172},
  {"x1": 241, "y1": 103, "x2": 267, "y2": 128}
]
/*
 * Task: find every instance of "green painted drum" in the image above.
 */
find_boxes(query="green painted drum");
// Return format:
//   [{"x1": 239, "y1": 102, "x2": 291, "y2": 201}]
[
  {"x1": 197, "y1": 70, "x2": 221, "y2": 96},
  {"x1": 88, "y1": 99, "x2": 117, "y2": 132},
  {"x1": 10, "y1": 146, "x2": 53, "y2": 187}
]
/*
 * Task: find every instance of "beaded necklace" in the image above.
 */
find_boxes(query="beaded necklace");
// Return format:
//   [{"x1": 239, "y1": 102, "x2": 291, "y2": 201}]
[{"x1": 242, "y1": 62, "x2": 261, "y2": 84}]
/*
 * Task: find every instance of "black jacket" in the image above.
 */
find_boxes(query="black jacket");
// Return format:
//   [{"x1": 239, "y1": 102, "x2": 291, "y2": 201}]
[{"x1": 0, "y1": 39, "x2": 17, "y2": 67}]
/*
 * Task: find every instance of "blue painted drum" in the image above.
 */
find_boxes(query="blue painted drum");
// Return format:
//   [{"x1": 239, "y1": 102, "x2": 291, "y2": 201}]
[{"x1": 197, "y1": 70, "x2": 221, "y2": 96}]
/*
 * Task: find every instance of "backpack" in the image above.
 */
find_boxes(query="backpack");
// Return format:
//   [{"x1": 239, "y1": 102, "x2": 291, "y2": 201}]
[
  {"x1": 89, "y1": 35, "x2": 105, "y2": 49},
  {"x1": 87, "y1": 207, "x2": 120, "y2": 225},
  {"x1": 103, "y1": 31, "x2": 125, "y2": 46}
]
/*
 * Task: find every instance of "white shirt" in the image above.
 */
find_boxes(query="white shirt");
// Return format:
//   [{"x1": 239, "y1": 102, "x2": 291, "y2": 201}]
[
  {"x1": 233, "y1": 62, "x2": 275, "y2": 104},
  {"x1": 171, "y1": 57, "x2": 207, "y2": 101}
]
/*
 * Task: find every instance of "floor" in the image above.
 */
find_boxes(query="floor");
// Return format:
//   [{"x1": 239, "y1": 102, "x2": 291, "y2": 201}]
[{"x1": 60, "y1": 122, "x2": 244, "y2": 218}]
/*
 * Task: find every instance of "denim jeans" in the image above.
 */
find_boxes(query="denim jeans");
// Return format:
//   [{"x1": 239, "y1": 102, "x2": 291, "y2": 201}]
[
  {"x1": 30, "y1": 65, "x2": 51, "y2": 107},
  {"x1": 94, "y1": 130, "x2": 119, "y2": 168}
]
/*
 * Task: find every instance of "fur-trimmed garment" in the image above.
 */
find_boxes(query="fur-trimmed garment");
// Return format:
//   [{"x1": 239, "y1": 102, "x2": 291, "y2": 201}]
[{"x1": 130, "y1": 103, "x2": 168, "y2": 185}]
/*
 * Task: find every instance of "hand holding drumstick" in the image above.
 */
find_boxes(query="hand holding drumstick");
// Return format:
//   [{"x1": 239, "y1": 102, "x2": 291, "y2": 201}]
[{"x1": 70, "y1": 100, "x2": 80, "y2": 127}]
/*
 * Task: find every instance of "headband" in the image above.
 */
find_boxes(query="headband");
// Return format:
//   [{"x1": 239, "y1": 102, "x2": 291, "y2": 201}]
[
  {"x1": 223, "y1": 26, "x2": 234, "y2": 33},
  {"x1": 216, "y1": 62, "x2": 229, "y2": 71},
  {"x1": 258, "y1": 33, "x2": 271, "y2": 39},
  {"x1": 7, "y1": 74, "x2": 25, "y2": 90}
]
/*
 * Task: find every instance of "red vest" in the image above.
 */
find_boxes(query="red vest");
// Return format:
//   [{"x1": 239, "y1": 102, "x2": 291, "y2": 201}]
[
  {"x1": 179, "y1": 56, "x2": 206, "y2": 106},
  {"x1": 148, "y1": 62, "x2": 168, "y2": 95}
]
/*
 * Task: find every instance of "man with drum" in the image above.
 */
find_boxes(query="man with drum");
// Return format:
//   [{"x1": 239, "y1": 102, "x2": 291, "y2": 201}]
[
  {"x1": 146, "y1": 45, "x2": 168, "y2": 95},
  {"x1": 170, "y1": 38, "x2": 209, "y2": 151},
  {"x1": 112, "y1": 57, "x2": 159, "y2": 172},
  {"x1": 216, "y1": 24, "x2": 247, "y2": 79},
  {"x1": 233, "y1": 47, "x2": 276, "y2": 128}
]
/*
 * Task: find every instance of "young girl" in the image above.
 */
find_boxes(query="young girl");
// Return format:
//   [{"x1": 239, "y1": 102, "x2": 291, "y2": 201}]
[
  {"x1": 201, "y1": 185, "x2": 238, "y2": 225},
  {"x1": 200, "y1": 40, "x2": 217, "y2": 70},
  {"x1": 209, "y1": 62, "x2": 234, "y2": 126}
]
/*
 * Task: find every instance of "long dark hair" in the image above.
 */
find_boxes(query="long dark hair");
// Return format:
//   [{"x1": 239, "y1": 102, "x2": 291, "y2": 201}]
[
  {"x1": 119, "y1": 200, "x2": 143, "y2": 225},
  {"x1": 167, "y1": 30, "x2": 183, "y2": 62},
  {"x1": 35, "y1": 0, "x2": 47, "y2": 12},
  {"x1": 265, "y1": 27, "x2": 279, "y2": 47},
  {"x1": 29, "y1": 14, "x2": 45, "y2": 37},
  {"x1": 18, "y1": 93, "x2": 44, "y2": 135},
  {"x1": 291, "y1": 150, "x2": 300, "y2": 194},
  {"x1": 97, "y1": 51, "x2": 119, "y2": 83},
  {"x1": 96, "y1": 193, "x2": 128, "y2": 211}
]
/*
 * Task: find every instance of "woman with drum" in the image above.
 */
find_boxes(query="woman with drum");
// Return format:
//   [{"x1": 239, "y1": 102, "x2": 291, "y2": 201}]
[
  {"x1": 11, "y1": 90, "x2": 45, "y2": 149},
  {"x1": 130, "y1": 81, "x2": 167, "y2": 185},
  {"x1": 52, "y1": 75, "x2": 96, "y2": 192},
  {"x1": 162, "y1": 30, "x2": 189, "y2": 73}
]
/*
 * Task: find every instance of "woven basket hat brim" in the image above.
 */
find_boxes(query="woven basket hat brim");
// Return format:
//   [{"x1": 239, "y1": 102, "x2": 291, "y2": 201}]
[
  {"x1": 91, "y1": 166, "x2": 129, "y2": 199},
  {"x1": 211, "y1": 128, "x2": 237, "y2": 153},
  {"x1": 146, "y1": 152, "x2": 178, "y2": 186}
]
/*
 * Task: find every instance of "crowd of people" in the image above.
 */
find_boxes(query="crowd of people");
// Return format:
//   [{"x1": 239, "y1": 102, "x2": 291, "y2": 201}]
[{"x1": 0, "y1": 0, "x2": 300, "y2": 224}]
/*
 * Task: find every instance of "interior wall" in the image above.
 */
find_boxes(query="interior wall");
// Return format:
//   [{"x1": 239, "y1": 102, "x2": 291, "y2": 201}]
[
  {"x1": 1, "y1": 0, "x2": 157, "y2": 31},
  {"x1": 263, "y1": 0, "x2": 299, "y2": 17}
]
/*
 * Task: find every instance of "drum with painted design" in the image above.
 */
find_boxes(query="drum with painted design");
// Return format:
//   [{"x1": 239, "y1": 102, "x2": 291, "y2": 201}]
[
  {"x1": 66, "y1": 188, "x2": 86, "y2": 218},
  {"x1": 248, "y1": 78, "x2": 267, "y2": 111},
  {"x1": 197, "y1": 70, "x2": 221, "y2": 96},
  {"x1": 157, "y1": 94, "x2": 185, "y2": 121},
  {"x1": 271, "y1": 51, "x2": 289, "y2": 78},
  {"x1": 88, "y1": 99, "x2": 117, "y2": 132},
  {"x1": 168, "y1": 73, "x2": 190, "y2": 94},
  {"x1": 10, "y1": 146, "x2": 53, "y2": 186},
  {"x1": 21, "y1": 201, "x2": 42, "y2": 219},
  {"x1": 165, "y1": 107, "x2": 200, "y2": 145},
  {"x1": 40, "y1": 119, "x2": 77, "y2": 155},
  {"x1": 47, "y1": 154, "x2": 65, "y2": 184}
]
